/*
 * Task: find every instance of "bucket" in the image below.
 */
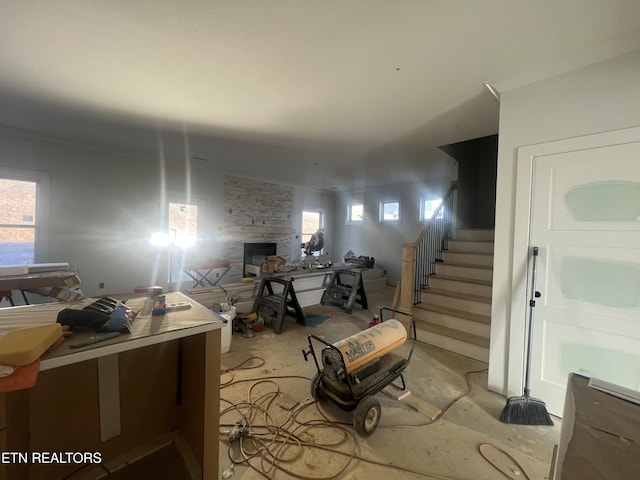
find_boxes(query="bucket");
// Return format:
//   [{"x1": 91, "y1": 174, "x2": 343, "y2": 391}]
[{"x1": 219, "y1": 306, "x2": 236, "y2": 354}]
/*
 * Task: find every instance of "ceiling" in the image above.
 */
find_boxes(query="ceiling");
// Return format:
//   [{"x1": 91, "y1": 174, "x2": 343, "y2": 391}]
[{"x1": 1, "y1": 1, "x2": 640, "y2": 191}]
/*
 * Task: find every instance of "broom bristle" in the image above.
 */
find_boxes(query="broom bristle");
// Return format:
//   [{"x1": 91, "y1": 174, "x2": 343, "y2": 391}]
[{"x1": 500, "y1": 395, "x2": 553, "y2": 425}]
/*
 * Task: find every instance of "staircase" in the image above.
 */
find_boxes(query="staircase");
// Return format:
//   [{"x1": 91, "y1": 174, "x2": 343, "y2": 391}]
[{"x1": 412, "y1": 229, "x2": 494, "y2": 363}]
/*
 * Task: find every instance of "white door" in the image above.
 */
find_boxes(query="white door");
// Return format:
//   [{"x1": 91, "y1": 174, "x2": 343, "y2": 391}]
[{"x1": 528, "y1": 139, "x2": 640, "y2": 416}]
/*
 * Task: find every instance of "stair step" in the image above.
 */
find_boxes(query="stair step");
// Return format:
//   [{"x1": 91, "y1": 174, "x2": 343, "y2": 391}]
[
  {"x1": 421, "y1": 288, "x2": 491, "y2": 316},
  {"x1": 414, "y1": 302, "x2": 491, "y2": 325},
  {"x1": 435, "y1": 263, "x2": 493, "y2": 282},
  {"x1": 455, "y1": 229, "x2": 495, "y2": 242},
  {"x1": 429, "y1": 274, "x2": 492, "y2": 287},
  {"x1": 442, "y1": 250, "x2": 494, "y2": 267},
  {"x1": 416, "y1": 321, "x2": 489, "y2": 348},
  {"x1": 410, "y1": 228, "x2": 494, "y2": 363},
  {"x1": 447, "y1": 239, "x2": 495, "y2": 254},
  {"x1": 429, "y1": 275, "x2": 492, "y2": 297},
  {"x1": 416, "y1": 323, "x2": 489, "y2": 363},
  {"x1": 413, "y1": 303, "x2": 490, "y2": 337}
]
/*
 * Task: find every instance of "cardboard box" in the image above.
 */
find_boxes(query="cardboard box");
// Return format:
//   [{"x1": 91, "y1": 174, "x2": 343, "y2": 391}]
[
  {"x1": 552, "y1": 373, "x2": 640, "y2": 479},
  {"x1": 49, "y1": 286, "x2": 85, "y2": 302}
]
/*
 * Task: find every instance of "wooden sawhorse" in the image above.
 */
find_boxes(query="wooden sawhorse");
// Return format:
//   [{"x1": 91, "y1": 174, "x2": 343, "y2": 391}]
[
  {"x1": 251, "y1": 277, "x2": 305, "y2": 334},
  {"x1": 320, "y1": 269, "x2": 368, "y2": 314}
]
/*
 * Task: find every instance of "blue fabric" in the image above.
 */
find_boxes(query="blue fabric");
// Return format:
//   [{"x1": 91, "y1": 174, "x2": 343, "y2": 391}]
[
  {"x1": 305, "y1": 314, "x2": 329, "y2": 327},
  {"x1": 100, "y1": 308, "x2": 132, "y2": 333}
]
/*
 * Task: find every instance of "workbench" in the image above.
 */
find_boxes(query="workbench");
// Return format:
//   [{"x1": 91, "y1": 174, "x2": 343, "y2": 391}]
[
  {"x1": 185, "y1": 264, "x2": 387, "y2": 315},
  {"x1": 0, "y1": 265, "x2": 82, "y2": 304},
  {"x1": 0, "y1": 291, "x2": 221, "y2": 480}
]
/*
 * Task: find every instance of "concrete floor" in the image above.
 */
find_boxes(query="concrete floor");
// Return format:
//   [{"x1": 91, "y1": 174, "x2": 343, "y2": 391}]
[{"x1": 219, "y1": 286, "x2": 561, "y2": 480}]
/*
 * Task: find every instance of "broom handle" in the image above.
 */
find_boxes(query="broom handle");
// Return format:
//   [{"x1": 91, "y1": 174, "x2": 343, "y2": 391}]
[{"x1": 523, "y1": 246, "x2": 540, "y2": 397}]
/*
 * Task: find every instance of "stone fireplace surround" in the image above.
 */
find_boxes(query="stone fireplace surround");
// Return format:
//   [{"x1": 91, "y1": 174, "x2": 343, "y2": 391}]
[{"x1": 221, "y1": 176, "x2": 294, "y2": 283}]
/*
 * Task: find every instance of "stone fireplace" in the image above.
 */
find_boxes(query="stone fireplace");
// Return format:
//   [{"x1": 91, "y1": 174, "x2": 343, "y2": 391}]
[{"x1": 221, "y1": 175, "x2": 294, "y2": 283}]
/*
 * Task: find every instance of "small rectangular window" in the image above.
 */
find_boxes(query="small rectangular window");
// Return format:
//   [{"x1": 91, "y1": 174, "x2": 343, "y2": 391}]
[
  {"x1": 380, "y1": 201, "x2": 400, "y2": 222},
  {"x1": 421, "y1": 198, "x2": 443, "y2": 221},
  {"x1": 348, "y1": 203, "x2": 364, "y2": 223}
]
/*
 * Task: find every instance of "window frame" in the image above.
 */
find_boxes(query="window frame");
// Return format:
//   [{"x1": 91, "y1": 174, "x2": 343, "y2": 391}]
[
  {"x1": 379, "y1": 200, "x2": 400, "y2": 223},
  {"x1": 154, "y1": 193, "x2": 204, "y2": 286},
  {"x1": 0, "y1": 167, "x2": 50, "y2": 265},
  {"x1": 420, "y1": 197, "x2": 443, "y2": 221},
  {"x1": 168, "y1": 201, "x2": 198, "y2": 246},
  {"x1": 347, "y1": 203, "x2": 364, "y2": 224},
  {"x1": 301, "y1": 209, "x2": 324, "y2": 256}
]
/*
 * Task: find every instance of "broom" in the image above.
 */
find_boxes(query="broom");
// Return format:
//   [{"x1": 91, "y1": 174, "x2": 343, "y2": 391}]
[{"x1": 500, "y1": 246, "x2": 553, "y2": 425}]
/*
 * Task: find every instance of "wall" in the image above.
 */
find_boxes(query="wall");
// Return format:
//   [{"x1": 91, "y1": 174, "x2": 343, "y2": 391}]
[
  {"x1": 440, "y1": 134, "x2": 497, "y2": 229},
  {"x1": 489, "y1": 49, "x2": 640, "y2": 394},
  {"x1": 0, "y1": 129, "x2": 332, "y2": 297},
  {"x1": 332, "y1": 175, "x2": 455, "y2": 287}
]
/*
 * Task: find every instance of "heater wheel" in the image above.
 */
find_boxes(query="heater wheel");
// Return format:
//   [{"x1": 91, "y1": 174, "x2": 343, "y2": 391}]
[
  {"x1": 311, "y1": 371, "x2": 325, "y2": 401},
  {"x1": 353, "y1": 395, "x2": 381, "y2": 436}
]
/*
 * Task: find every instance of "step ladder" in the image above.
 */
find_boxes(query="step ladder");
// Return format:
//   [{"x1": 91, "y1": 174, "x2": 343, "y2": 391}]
[
  {"x1": 320, "y1": 269, "x2": 368, "y2": 313},
  {"x1": 251, "y1": 277, "x2": 305, "y2": 334}
]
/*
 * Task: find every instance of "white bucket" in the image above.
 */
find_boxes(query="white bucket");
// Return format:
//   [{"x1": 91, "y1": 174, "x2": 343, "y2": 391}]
[{"x1": 219, "y1": 306, "x2": 236, "y2": 354}]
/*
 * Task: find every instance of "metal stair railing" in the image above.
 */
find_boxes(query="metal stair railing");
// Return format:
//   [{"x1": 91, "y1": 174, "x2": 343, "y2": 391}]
[{"x1": 401, "y1": 181, "x2": 457, "y2": 307}]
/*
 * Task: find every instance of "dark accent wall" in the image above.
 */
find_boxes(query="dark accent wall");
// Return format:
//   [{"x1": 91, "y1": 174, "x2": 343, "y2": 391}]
[{"x1": 440, "y1": 134, "x2": 498, "y2": 229}]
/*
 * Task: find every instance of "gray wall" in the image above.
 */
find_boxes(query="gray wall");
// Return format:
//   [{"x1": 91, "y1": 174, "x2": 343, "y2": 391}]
[
  {"x1": 0, "y1": 129, "x2": 334, "y2": 296},
  {"x1": 331, "y1": 176, "x2": 455, "y2": 286},
  {"x1": 0, "y1": 125, "x2": 458, "y2": 298},
  {"x1": 489, "y1": 49, "x2": 640, "y2": 394},
  {"x1": 440, "y1": 134, "x2": 497, "y2": 229}
]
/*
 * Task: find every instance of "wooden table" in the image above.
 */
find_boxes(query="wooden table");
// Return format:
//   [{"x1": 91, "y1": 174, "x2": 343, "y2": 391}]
[{"x1": 0, "y1": 292, "x2": 221, "y2": 480}]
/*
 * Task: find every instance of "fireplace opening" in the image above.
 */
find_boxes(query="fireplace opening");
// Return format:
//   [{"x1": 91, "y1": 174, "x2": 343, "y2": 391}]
[{"x1": 243, "y1": 242, "x2": 277, "y2": 277}]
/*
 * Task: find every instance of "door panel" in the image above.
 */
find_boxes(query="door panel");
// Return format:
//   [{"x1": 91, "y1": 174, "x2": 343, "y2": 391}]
[{"x1": 529, "y1": 141, "x2": 640, "y2": 416}]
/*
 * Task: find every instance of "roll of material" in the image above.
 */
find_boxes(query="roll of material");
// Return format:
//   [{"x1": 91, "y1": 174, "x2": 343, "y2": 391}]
[{"x1": 321, "y1": 319, "x2": 407, "y2": 376}]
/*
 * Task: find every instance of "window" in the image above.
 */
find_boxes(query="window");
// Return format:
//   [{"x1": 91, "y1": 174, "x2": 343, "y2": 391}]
[
  {"x1": 151, "y1": 201, "x2": 199, "y2": 286},
  {"x1": 380, "y1": 201, "x2": 400, "y2": 222},
  {"x1": 348, "y1": 203, "x2": 363, "y2": 223},
  {"x1": 421, "y1": 198, "x2": 443, "y2": 220},
  {"x1": 301, "y1": 210, "x2": 323, "y2": 256},
  {"x1": 168, "y1": 202, "x2": 198, "y2": 246},
  {"x1": 0, "y1": 177, "x2": 38, "y2": 265}
]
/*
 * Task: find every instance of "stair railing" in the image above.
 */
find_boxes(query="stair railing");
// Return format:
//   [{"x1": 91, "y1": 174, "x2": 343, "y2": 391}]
[{"x1": 400, "y1": 181, "x2": 457, "y2": 310}]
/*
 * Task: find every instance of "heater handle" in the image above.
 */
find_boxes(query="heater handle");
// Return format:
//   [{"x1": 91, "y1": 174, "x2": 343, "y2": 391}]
[{"x1": 302, "y1": 348, "x2": 311, "y2": 362}]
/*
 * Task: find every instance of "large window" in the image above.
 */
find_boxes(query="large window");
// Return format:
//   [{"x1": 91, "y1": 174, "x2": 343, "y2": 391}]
[
  {"x1": 151, "y1": 201, "x2": 199, "y2": 287},
  {"x1": 0, "y1": 178, "x2": 38, "y2": 265},
  {"x1": 301, "y1": 210, "x2": 323, "y2": 255},
  {"x1": 168, "y1": 202, "x2": 198, "y2": 245}
]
